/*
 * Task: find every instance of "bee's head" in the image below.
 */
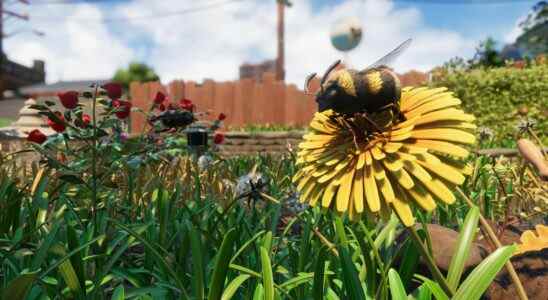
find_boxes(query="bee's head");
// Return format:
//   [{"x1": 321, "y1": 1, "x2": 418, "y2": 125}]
[{"x1": 305, "y1": 60, "x2": 358, "y2": 112}]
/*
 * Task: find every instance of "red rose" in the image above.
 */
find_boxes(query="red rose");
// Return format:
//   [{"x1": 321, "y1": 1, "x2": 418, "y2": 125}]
[
  {"x1": 27, "y1": 129, "x2": 47, "y2": 144},
  {"x1": 154, "y1": 91, "x2": 166, "y2": 105},
  {"x1": 58, "y1": 91, "x2": 79, "y2": 109},
  {"x1": 102, "y1": 82, "x2": 123, "y2": 100},
  {"x1": 47, "y1": 112, "x2": 66, "y2": 133},
  {"x1": 113, "y1": 100, "x2": 132, "y2": 119},
  {"x1": 218, "y1": 113, "x2": 226, "y2": 121},
  {"x1": 213, "y1": 133, "x2": 224, "y2": 144},
  {"x1": 158, "y1": 103, "x2": 166, "y2": 111},
  {"x1": 180, "y1": 98, "x2": 194, "y2": 111}
]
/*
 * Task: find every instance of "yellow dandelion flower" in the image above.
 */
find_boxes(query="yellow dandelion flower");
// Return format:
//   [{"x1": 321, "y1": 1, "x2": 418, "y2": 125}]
[
  {"x1": 293, "y1": 86, "x2": 476, "y2": 226},
  {"x1": 515, "y1": 224, "x2": 548, "y2": 255}
]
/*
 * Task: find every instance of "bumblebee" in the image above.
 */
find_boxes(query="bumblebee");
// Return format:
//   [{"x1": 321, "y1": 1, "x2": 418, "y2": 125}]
[
  {"x1": 150, "y1": 109, "x2": 195, "y2": 129},
  {"x1": 305, "y1": 39, "x2": 412, "y2": 125}
]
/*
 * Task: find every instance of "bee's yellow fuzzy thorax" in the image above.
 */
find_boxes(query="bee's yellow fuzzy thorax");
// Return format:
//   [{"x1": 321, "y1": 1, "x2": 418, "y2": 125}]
[
  {"x1": 366, "y1": 71, "x2": 383, "y2": 94},
  {"x1": 335, "y1": 70, "x2": 357, "y2": 97}
]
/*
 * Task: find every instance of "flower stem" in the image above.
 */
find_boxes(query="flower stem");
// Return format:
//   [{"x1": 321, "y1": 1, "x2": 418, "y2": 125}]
[
  {"x1": 407, "y1": 225, "x2": 455, "y2": 297},
  {"x1": 91, "y1": 84, "x2": 99, "y2": 235},
  {"x1": 456, "y1": 187, "x2": 529, "y2": 300}
]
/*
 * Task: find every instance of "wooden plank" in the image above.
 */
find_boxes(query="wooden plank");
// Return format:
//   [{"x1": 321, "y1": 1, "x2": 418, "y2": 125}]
[{"x1": 214, "y1": 81, "x2": 234, "y2": 128}]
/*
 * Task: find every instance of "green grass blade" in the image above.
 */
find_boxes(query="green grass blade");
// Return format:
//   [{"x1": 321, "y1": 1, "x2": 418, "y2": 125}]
[
  {"x1": 30, "y1": 221, "x2": 61, "y2": 270},
  {"x1": 111, "y1": 220, "x2": 189, "y2": 300},
  {"x1": 453, "y1": 245, "x2": 517, "y2": 300},
  {"x1": 207, "y1": 228, "x2": 238, "y2": 300},
  {"x1": 229, "y1": 264, "x2": 262, "y2": 278},
  {"x1": 447, "y1": 206, "x2": 480, "y2": 290},
  {"x1": 262, "y1": 231, "x2": 273, "y2": 253},
  {"x1": 415, "y1": 283, "x2": 432, "y2": 300},
  {"x1": 112, "y1": 285, "x2": 125, "y2": 300},
  {"x1": 260, "y1": 246, "x2": 275, "y2": 300},
  {"x1": 312, "y1": 248, "x2": 327, "y2": 300},
  {"x1": 67, "y1": 225, "x2": 86, "y2": 297},
  {"x1": 190, "y1": 225, "x2": 205, "y2": 300},
  {"x1": 337, "y1": 245, "x2": 366, "y2": 300},
  {"x1": 221, "y1": 274, "x2": 251, "y2": 300},
  {"x1": 230, "y1": 230, "x2": 266, "y2": 264},
  {"x1": 388, "y1": 269, "x2": 407, "y2": 300},
  {"x1": 414, "y1": 275, "x2": 449, "y2": 300},
  {"x1": 278, "y1": 272, "x2": 314, "y2": 291}
]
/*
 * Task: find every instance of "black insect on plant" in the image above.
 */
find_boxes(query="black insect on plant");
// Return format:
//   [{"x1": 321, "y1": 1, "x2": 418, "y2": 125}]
[{"x1": 150, "y1": 109, "x2": 195, "y2": 129}]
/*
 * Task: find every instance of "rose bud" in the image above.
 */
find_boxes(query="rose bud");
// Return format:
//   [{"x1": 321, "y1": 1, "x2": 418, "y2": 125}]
[
  {"x1": 47, "y1": 112, "x2": 66, "y2": 133},
  {"x1": 113, "y1": 100, "x2": 132, "y2": 119},
  {"x1": 180, "y1": 98, "x2": 194, "y2": 111},
  {"x1": 27, "y1": 129, "x2": 47, "y2": 144},
  {"x1": 76, "y1": 114, "x2": 91, "y2": 128},
  {"x1": 213, "y1": 132, "x2": 225, "y2": 144},
  {"x1": 58, "y1": 91, "x2": 79, "y2": 109},
  {"x1": 218, "y1": 113, "x2": 227, "y2": 121},
  {"x1": 154, "y1": 91, "x2": 166, "y2": 105},
  {"x1": 102, "y1": 82, "x2": 123, "y2": 100}
]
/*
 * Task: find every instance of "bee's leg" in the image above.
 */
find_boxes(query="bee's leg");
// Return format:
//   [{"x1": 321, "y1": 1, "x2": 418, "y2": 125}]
[
  {"x1": 360, "y1": 112, "x2": 385, "y2": 133},
  {"x1": 341, "y1": 118, "x2": 360, "y2": 150}
]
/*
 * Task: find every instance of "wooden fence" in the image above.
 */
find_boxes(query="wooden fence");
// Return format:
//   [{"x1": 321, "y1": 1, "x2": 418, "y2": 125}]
[{"x1": 129, "y1": 71, "x2": 428, "y2": 133}]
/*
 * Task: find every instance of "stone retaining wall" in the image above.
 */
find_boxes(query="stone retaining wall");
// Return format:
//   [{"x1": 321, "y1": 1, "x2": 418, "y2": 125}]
[{"x1": 218, "y1": 131, "x2": 305, "y2": 156}]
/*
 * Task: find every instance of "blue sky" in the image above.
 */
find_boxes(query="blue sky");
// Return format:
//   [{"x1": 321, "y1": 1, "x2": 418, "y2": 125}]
[{"x1": 4, "y1": 0, "x2": 539, "y2": 85}]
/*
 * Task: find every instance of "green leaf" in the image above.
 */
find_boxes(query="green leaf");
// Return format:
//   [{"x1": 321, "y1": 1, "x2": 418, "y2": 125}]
[
  {"x1": 229, "y1": 264, "x2": 262, "y2": 278},
  {"x1": 312, "y1": 248, "x2": 327, "y2": 300},
  {"x1": 252, "y1": 284, "x2": 264, "y2": 300},
  {"x1": 414, "y1": 275, "x2": 449, "y2": 300},
  {"x1": 415, "y1": 283, "x2": 432, "y2": 300},
  {"x1": 67, "y1": 225, "x2": 86, "y2": 297},
  {"x1": 337, "y1": 245, "x2": 366, "y2": 300},
  {"x1": 262, "y1": 230, "x2": 273, "y2": 253},
  {"x1": 388, "y1": 269, "x2": 407, "y2": 300},
  {"x1": 260, "y1": 247, "x2": 275, "y2": 300},
  {"x1": 221, "y1": 274, "x2": 251, "y2": 300},
  {"x1": 112, "y1": 285, "x2": 125, "y2": 300},
  {"x1": 190, "y1": 225, "x2": 204, "y2": 300},
  {"x1": 447, "y1": 206, "x2": 480, "y2": 290},
  {"x1": 453, "y1": 245, "x2": 517, "y2": 300},
  {"x1": 2, "y1": 272, "x2": 38, "y2": 300},
  {"x1": 230, "y1": 230, "x2": 266, "y2": 264},
  {"x1": 30, "y1": 221, "x2": 61, "y2": 270},
  {"x1": 111, "y1": 221, "x2": 189, "y2": 300},
  {"x1": 278, "y1": 272, "x2": 314, "y2": 291},
  {"x1": 207, "y1": 228, "x2": 238, "y2": 300}
]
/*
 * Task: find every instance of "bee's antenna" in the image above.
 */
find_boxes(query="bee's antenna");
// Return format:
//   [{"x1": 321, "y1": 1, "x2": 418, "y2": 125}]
[
  {"x1": 321, "y1": 60, "x2": 341, "y2": 85},
  {"x1": 304, "y1": 73, "x2": 317, "y2": 95}
]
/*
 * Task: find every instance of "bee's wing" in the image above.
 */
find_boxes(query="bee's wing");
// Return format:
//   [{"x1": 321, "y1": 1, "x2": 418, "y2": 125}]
[{"x1": 363, "y1": 38, "x2": 412, "y2": 70}]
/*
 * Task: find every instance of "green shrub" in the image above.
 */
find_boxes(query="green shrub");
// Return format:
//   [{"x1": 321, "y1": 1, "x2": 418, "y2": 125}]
[{"x1": 431, "y1": 62, "x2": 548, "y2": 143}]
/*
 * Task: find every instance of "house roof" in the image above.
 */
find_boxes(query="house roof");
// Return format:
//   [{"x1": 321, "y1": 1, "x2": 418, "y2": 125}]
[{"x1": 19, "y1": 79, "x2": 111, "y2": 96}]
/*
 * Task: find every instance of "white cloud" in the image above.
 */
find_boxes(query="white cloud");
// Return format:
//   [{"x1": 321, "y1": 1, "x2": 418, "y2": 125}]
[
  {"x1": 4, "y1": 3, "x2": 134, "y2": 82},
  {"x1": 504, "y1": 15, "x2": 525, "y2": 44},
  {"x1": 5, "y1": 0, "x2": 476, "y2": 85}
]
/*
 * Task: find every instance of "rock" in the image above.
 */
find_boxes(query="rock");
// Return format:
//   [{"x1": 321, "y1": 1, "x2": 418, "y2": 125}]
[{"x1": 417, "y1": 224, "x2": 484, "y2": 271}]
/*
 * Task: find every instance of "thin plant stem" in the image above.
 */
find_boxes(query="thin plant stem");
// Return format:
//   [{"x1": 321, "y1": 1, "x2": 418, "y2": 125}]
[
  {"x1": 407, "y1": 225, "x2": 455, "y2": 297},
  {"x1": 91, "y1": 84, "x2": 99, "y2": 235},
  {"x1": 456, "y1": 187, "x2": 529, "y2": 300}
]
